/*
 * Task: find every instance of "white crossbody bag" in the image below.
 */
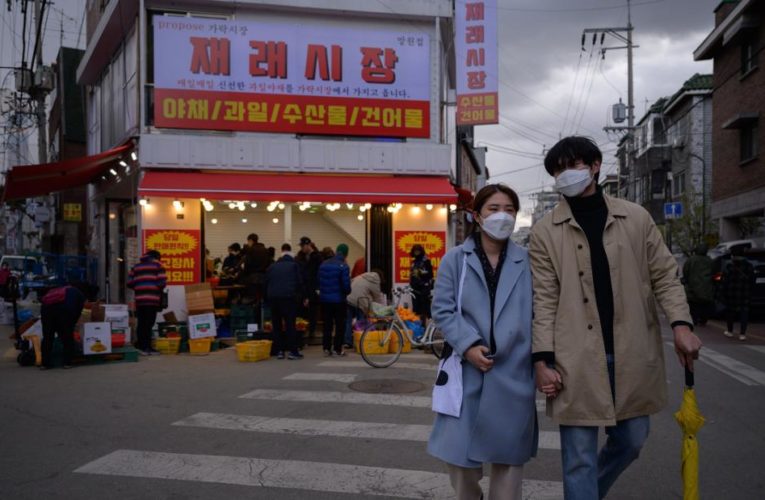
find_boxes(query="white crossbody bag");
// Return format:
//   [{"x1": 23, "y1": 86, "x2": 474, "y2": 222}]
[{"x1": 432, "y1": 254, "x2": 468, "y2": 418}]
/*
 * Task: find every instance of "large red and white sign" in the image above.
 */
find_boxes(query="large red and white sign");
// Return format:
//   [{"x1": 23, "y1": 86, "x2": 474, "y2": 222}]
[
  {"x1": 153, "y1": 16, "x2": 431, "y2": 138},
  {"x1": 455, "y1": 1, "x2": 499, "y2": 125},
  {"x1": 394, "y1": 231, "x2": 446, "y2": 284}
]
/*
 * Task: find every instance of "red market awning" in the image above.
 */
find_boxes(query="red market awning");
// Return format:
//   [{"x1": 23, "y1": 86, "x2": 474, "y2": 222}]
[
  {"x1": 1, "y1": 144, "x2": 132, "y2": 202},
  {"x1": 138, "y1": 171, "x2": 458, "y2": 204}
]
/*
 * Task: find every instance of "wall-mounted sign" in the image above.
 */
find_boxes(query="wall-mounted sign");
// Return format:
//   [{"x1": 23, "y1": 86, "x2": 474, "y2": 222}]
[
  {"x1": 143, "y1": 229, "x2": 201, "y2": 284},
  {"x1": 456, "y1": 0, "x2": 499, "y2": 125},
  {"x1": 63, "y1": 203, "x2": 82, "y2": 222},
  {"x1": 153, "y1": 16, "x2": 431, "y2": 138},
  {"x1": 394, "y1": 231, "x2": 446, "y2": 283}
]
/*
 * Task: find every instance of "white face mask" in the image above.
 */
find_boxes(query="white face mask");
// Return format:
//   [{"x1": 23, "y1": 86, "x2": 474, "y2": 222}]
[
  {"x1": 555, "y1": 168, "x2": 593, "y2": 197},
  {"x1": 479, "y1": 212, "x2": 516, "y2": 241}
]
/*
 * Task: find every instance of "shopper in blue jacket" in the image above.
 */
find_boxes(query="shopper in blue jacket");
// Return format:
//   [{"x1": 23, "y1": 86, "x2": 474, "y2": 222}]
[{"x1": 318, "y1": 243, "x2": 351, "y2": 356}]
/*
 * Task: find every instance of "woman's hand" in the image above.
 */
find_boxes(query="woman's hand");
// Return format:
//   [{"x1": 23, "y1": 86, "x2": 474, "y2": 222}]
[
  {"x1": 465, "y1": 345, "x2": 494, "y2": 372},
  {"x1": 534, "y1": 361, "x2": 563, "y2": 398}
]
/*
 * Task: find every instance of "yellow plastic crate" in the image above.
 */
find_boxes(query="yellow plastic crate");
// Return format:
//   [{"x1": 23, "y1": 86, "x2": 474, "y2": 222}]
[
  {"x1": 357, "y1": 330, "x2": 390, "y2": 354},
  {"x1": 189, "y1": 337, "x2": 214, "y2": 356},
  {"x1": 236, "y1": 340, "x2": 272, "y2": 362},
  {"x1": 152, "y1": 337, "x2": 181, "y2": 355},
  {"x1": 389, "y1": 330, "x2": 413, "y2": 353}
]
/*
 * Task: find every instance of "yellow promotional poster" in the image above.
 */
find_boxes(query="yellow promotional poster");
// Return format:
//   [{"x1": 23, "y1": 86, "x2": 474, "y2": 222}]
[
  {"x1": 394, "y1": 231, "x2": 446, "y2": 283},
  {"x1": 63, "y1": 203, "x2": 82, "y2": 222},
  {"x1": 143, "y1": 229, "x2": 201, "y2": 284}
]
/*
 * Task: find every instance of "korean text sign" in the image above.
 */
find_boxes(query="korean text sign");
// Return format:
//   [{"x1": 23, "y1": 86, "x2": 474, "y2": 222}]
[
  {"x1": 153, "y1": 16, "x2": 431, "y2": 138},
  {"x1": 394, "y1": 231, "x2": 446, "y2": 283},
  {"x1": 143, "y1": 230, "x2": 201, "y2": 285},
  {"x1": 455, "y1": 0, "x2": 499, "y2": 125}
]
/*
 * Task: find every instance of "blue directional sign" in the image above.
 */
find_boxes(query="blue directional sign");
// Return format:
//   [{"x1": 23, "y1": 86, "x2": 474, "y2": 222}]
[{"x1": 664, "y1": 202, "x2": 683, "y2": 219}]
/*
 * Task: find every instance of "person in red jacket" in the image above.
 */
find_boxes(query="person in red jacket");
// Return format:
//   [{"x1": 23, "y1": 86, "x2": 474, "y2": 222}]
[{"x1": 127, "y1": 250, "x2": 167, "y2": 355}]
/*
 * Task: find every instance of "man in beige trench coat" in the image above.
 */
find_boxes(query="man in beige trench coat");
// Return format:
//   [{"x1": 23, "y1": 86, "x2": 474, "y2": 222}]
[{"x1": 529, "y1": 136, "x2": 702, "y2": 500}]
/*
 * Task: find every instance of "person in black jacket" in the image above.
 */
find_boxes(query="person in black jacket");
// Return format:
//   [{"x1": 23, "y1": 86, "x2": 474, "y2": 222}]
[
  {"x1": 40, "y1": 284, "x2": 86, "y2": 369},
  {"x1": 296, "y1": 236, "x2": 322, "y2": 338},
  {"x1": 409, "y1": 244, "x2": 434, "y2": 325},
  {"x1": 266, "y1": 243, "x2": 305, "y2": 359}
]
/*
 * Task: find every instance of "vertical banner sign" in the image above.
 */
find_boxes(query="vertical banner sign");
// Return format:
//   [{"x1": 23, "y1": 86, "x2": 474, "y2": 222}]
[
  {"x1": 394, "y1": 231, "x2": 446, "y2": 283},
  {"x1": 153, "y1": 16, "x2": 431, "y2": 138},
  {"x1": 456, "y1": 0, "x2": 499, "y2": 125},
  {"x1": 143, "y1": 229, "x2": 201, "y2": 285}
]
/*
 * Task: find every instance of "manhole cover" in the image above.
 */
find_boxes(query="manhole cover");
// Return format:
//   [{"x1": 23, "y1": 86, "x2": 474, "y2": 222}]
[{"x1": 349, "y1": 379, "x2": 426, "y2": 394}]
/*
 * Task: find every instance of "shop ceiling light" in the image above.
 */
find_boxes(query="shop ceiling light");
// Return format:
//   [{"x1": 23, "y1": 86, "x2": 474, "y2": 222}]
[
  {"x1": 131, "y1": 151, "x2": 138, "y2": 161},
  {"x1": 228, "y1": 202, "x2": 236, "y2": 209},
  {"x1": 411, "y1": 206, "x2": 421, "y2": 214},
  {"x1": 425, "y1": 204, "x2": 433, "y2": 211},
  {"x1": 119, "y1": 160, "x2": 128, "y2": 168},
  {"x1": 357, "y1": 214, "x2": 364, "y2": 221},
  {"x1": 109, "y1": 168, "x2": 118, "y2": 176},
  {"x1": 203, "y1": 202, "x2": 214, "y2": 212},
  {"x1": 277, "y1": 203, "x2": 285, "y2": 210},
  {"x1": 346, "y1": 203, "x2": 354, "y2": 209},
  {"x1": 211, "y1": 218, "x2": 218, "y2": 224},
  {"x1": 267, "y1": 205, "x2": 276, "y2": 212},
  {"x1": 364, "y1": 203, "x2": 372, "y2": 209},
  {"x1": 299, "y1": 205, "x2": 307, "y2": 211},
  {"x1": 250, "y1": 203, "x2": 257, "y2": 208},
  {"x1": 449, "y1": 204, "x2": 457, "y2": 211},
  {"x1": 139, "y1": 198, "x2": 149, "y2": 207},
  {"x1": 241, "y1": 218, "x2": 247, "y2": 223},
  {"x1": 359, "y1": 206, "x2": 367, "y2": 212},
  {"x1": 173, "y1": 200, "x2": 184, "y2": 210},
  {"x1": 272, "y1": 217, "x2": 279, "y2": 224},
  {"x1": 387, "y1": 206, "x2": 395, "y2": 213}
]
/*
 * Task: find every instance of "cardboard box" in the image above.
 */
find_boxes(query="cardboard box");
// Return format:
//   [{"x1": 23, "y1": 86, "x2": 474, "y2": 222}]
[
  {"x1": 185, "y1": 283, "x2": 214, "y2": 313},
  {"x1": 188, "y1": 313, "x2": 217, "y2": 339},
  {"x1": 82, "y1": 322, "x2": 112, "y2": 355},
  {"x1": 104, "y1": 304, "x2": 130, "y2": 329},
  {"x1": 163, "y1": 311, "x2": 178, "y2": 323}
]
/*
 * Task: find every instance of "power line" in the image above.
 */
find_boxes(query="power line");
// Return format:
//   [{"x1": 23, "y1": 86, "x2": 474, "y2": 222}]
[{"x1": 496, "y1": 0, "x2": 665, "y2": 13}]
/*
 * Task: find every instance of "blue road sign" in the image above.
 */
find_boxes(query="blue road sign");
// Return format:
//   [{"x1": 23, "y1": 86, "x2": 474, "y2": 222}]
[{"x1": 664, "y1": 202, "x2": 683, "y2": 219}]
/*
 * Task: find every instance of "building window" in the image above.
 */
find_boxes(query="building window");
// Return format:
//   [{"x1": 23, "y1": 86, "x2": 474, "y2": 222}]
[
  {"x1": 740, "y1": 123, "x2": 758, "y2": 162},
  {"x1": 741, "y1": 37, "x2": 758, "y2": 75},
  {"x1": 673, "y1": 170, "x2": 686, "y2": 197}
]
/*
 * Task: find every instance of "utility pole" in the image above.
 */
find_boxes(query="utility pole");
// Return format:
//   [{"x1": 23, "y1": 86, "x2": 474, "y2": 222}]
[
  {"x1": 34, "y1": 0, "x2": 48, "y2": 164},
  {"x1": 595, "y1": 0, "x2": 637, "y2": 199}
]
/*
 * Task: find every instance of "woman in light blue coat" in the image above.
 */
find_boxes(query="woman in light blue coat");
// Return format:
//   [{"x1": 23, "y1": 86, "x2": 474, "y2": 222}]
[{"x1": 428, "y1": 184, "x2": 538, "y2": 500}]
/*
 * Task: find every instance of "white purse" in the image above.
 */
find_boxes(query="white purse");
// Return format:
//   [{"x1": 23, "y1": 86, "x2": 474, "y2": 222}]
[{"x1": 432, "y1": 254, "x2": 468, "y2": 418}]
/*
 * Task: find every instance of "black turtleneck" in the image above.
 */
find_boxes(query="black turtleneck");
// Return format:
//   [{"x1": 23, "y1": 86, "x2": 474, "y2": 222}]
[{"x1": 566, "y1": 186, "x2": 614, "y2": 356}]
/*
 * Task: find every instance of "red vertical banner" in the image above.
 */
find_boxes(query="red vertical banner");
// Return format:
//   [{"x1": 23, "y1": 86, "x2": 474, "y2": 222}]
[
  {"x1": 142, "y1": 229, "x2": 201, "y2": 285},
  {"x1": 456, "y1": 0, "x2": 499, "y2": 125},
  {"x1": 394, "y1": 231, "x2": 446, "y2": 283}
]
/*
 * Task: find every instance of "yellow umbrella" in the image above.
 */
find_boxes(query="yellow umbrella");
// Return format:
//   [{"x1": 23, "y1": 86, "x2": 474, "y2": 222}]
[{"x1": 674, "y1": 367, "x2": 705, "y2": 500}]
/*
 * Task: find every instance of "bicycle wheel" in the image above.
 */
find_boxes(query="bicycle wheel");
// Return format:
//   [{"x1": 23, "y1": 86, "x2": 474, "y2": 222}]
[
  {"x1": 360, "y1": 319, "x2": 403, "y2": 368},
  {"x1": 428, "y1": 325, "x2": 446, "y2": 360}
]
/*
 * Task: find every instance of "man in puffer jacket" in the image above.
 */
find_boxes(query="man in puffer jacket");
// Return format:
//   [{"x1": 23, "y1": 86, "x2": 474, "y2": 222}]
[
  {"x1": 318, "y1": 243, "x2": 351, "y2": 356},
  {"x1": 127, "y1": 250, "x2": 167, "y2": 355}
]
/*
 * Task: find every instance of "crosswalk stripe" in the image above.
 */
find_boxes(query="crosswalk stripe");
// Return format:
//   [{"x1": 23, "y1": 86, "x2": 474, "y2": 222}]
[
  {"x1": 666, "y1": 342, "x2": 765, "y2": 386},
  {"x1": 74, "y1": 449, "x2": 564, "y2": 499},
  {"x1": 282, "y1": 372, "x2": 358, "y2": 383},
  {"x1": 172, "y1": 412, "x2": 561, "y2": 450},
  {"x1": 240, "y1": 389, "x2": 548, "y2": 412},
  {"x1": 320, "y1": 360, "x2": 437, "y2": 371},
  {"x1": 746, "y1": 345, "x2": 765, "y2": 355}
]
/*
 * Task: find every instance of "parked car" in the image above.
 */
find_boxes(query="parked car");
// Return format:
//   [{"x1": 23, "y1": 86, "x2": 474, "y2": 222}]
[
  {"x1": 711, "y1": 249, "x2": 765, "y2": 316},
  {"x1": 707, "y1": 239, "x2": 758, "y2": 259}
]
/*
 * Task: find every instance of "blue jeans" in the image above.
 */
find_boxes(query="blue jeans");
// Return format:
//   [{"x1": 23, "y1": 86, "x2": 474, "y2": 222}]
[{"x1": 559, "y1": 357, "x2": 650, "y2": 500}]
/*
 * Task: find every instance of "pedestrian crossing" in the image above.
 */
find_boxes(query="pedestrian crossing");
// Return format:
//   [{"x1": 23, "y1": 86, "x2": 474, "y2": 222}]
[{"x1": 74, "y1": 351, "x2": 564, "y2": 499}]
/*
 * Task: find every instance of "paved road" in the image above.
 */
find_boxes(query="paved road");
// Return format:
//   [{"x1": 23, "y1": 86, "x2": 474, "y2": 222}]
[{"x1": 1, "y1": 319, "x2": 763, "y2": 499}]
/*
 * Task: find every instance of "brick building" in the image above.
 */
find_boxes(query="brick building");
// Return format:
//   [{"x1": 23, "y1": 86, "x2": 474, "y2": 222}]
[{"x1": 694, "y1": 0, "x2": 765, "y2": 241}]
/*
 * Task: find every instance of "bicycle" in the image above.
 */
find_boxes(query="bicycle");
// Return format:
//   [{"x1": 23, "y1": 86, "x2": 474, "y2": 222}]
[{"x1": 359, "y1": 286, "x2": 445, "y2": 368}]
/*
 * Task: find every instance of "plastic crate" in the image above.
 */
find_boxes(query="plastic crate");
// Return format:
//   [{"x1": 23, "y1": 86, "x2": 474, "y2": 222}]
[
  {"x1": 188, "y1": 337, "x2": 214, "y2": 356},
  {"x1": 152, "y1": 337, "x2": 181, "y2": 355},
  {"x1": 389, "y1": 330, "x2": 413, "y2": 353},
  {"x1": 236, "y1": 340, "x2": 272, "y2": 362}
]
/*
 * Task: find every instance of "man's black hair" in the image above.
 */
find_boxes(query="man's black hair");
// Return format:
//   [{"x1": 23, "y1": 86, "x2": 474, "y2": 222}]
[
  {"x1": 544, "y1": 136, "x2": 603, "y2": 176},
  {"x1": 147, "y1": 250, "x2": 161, "y2": 260},
  {"x1": 281, "y1": 243, "x2": 292, "y2": 252},
  {"x1": 228, "y1": 242, "x2": 241, "y2": 252},
  {"x1": 247, "y1": 233, "x2": 259, "y2": 243}
]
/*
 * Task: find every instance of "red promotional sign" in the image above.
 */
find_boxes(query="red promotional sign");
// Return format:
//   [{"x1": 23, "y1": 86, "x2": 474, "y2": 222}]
[
  {"x1": 143, "y1": 229, "x2": 201, "y2": 285},
  {"x1": 394, "y1": 231, "x2": 446, "y2": 283},
  {"x1": 153, "y1": 16, "x2": 431, "y2": 138}
]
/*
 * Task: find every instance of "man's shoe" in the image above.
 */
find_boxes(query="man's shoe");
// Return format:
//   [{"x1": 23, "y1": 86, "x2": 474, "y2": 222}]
[
  {"x1": 723, "y1": 331, "x2": 734, "y2": 338},
  {"x1": 287, "y1": 352, "x2": 304, "y2": 360},
  {"x1": 62, "y1": 364, "x2": 73, "y2": 369},
  {"x1": 277, "y1": 351, "x2": 285, "y2": 359},
  {"x1": 343, "y1": 343, "x2": 353, "y2": 350},
  {"x1": 138, "y1": 349, "x2": 151, "y2": 356},
  {"x1": 739, "y1": 335, "x2": 747, "y2": 341},
  {"x1": 323, "y1": 349, "x2": 332, "y2": 357},
  {"x1": 38, "y1": 365, "x2": 50, "y2": 370},
  {"x1": 334, "y1": 349, "x2": 346, "y2": 357},
  {"x1": 149, "y1": 348, "x2": 161, "y2": 356}
]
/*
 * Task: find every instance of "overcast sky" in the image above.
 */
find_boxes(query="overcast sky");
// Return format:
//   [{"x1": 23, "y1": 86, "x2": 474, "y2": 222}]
[{"x1": 1, "y1": 0, "x2": 720, "y2": 225}]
